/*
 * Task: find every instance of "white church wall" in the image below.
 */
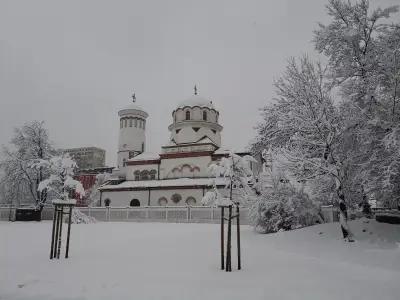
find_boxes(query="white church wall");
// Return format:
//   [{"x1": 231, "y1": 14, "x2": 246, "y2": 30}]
[
  {"x1": 101, "y1": 190, "x2": 149, "y2": 207},
  {"x1": 125, "y1": 164, "x2": 159, "y2": 180},
  {"x1": 160, "y1": 156, "x2": 212, "y2": 179},
  {"x1": 101, "y1": 188, "x2": 209, "y2": 207},
  {"x1": 174, "y1": 107, "x2": 217, "y2": 123},
  {"x1": 173, "y1": 126, "x2": 221, "y2": 146},
  {"x1": 149, "y1": 188, "x2": 205, "y2": 206}
]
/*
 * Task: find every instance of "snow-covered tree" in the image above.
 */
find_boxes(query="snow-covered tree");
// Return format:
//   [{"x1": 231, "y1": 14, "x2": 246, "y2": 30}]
[
  {"x1": 314, "y1": 0, "x2": 400, "y2": 208},
  {"x1": 34, "y1": 154, "x2": 96, "y2": 224},
  {"x1": 34, "y1": 154, "x2": 85, "y2": 202},
  {"x1": 0, "y1": 121, "x2": 54, "y2": 209},
  {"x1": 253, "y1": 56, "x2": 354, "y2": 239},
  {"x1": 85, "y1": 172, "x2": 111, "y2": 207},
  {"x1": 250, "y1": 148, "x2": 321, "y2": 233},
  {"x1": 202, "y1": 152, "x2": 257, "y2": 206}
]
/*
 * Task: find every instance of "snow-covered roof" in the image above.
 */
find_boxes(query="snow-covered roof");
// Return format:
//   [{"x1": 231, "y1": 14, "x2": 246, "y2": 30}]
[
  {"x1": 176, "y1": 95, "x2": 215, "y2": 110},
  {"x1": 99, "y1": 177, "x2": 227, "y2": 190},
  {"x1": 128, "y1": 152, "x2": 160, "y2": 162}
]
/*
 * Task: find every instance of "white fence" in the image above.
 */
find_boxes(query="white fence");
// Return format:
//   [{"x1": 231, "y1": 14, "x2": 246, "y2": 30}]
[{"x1": 0, "y1": 206, "x2": 251, "y2": 225}]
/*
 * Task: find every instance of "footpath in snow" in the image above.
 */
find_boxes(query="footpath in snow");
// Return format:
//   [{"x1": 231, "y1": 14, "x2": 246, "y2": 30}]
[{"x1": 1, "y1": 219, "x2": 400, "y2": 300}]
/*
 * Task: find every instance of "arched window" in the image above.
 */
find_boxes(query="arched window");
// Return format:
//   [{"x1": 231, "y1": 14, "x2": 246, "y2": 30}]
[
  {"x1": 120, "y1": 120, "x2": 123, "y2": 129},
  {"x1": 129, "y1": 118, "x2": 133, "y2": 127},
  {"x1": 134, "y1": 118, "x2": 138, "y2": 127},
  {"x1": 142, "y1": 142, "x2": 145, "y2": 152},
  {"x1": 123, "y1": 158, "x2": 127, "y2": 167},
  {"x1": 185, "y1": 110, "x2": 191, "y2": 120},
  {"x1": 186, "y1": 197, "x2": 196, "y2": 206},
  {"x1": 203, "y1": 110, "x2": 207, "y2": 121},
  {"x1": 158, "y1": 197, "x2": 168, "y2": 206},
  {"x1": 171, "y1": 193, "x2": 182, "y2": 204},
  {"x1": 124, "y1": 119, "x2": 127, "y2": 127},
  {"x1": 140, "y1": 170, "x2": 149, "y2": 180},
  {"x1": 130, "y1": 199, "x2": 140, "y2": 207},
  {"x1": 149, "y1": 170, "x2": 156, "y2": 180},
  {"x1": 134, "y1": 170, "x2": 140, "y2": 181},
  {"x1": 104, "y1": 199, "x2": 111, "y2": 207}
]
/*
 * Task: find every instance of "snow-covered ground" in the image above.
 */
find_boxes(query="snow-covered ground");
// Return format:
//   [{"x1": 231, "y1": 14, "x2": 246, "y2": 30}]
[{"x1": 1, "y1": 219, "x2": 400, "y2": 300}]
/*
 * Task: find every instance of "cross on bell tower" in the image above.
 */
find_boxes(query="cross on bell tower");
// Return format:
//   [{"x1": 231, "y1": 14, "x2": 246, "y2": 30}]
[
  {"x1": 194, "y1": 85, "x2": 198, "y2": 95},
  {"x1": 132, "y1": 93, "x2": 136, "y2": 102}
]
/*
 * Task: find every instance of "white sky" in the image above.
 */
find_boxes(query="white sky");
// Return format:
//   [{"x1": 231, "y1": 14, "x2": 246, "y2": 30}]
[{"x1": 0, "y1": 0, "x2": 398, "y2": 166}]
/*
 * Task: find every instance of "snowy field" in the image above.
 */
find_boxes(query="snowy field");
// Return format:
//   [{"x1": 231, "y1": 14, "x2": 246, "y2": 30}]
[{"x1": 1, "y1": 220, "x2": 400, "y2": 300}]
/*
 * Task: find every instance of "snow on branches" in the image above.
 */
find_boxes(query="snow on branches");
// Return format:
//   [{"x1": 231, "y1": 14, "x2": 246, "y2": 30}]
[
  {"x1": 33, "y1": 154, "x2": 84, "y2": 202},
  {"x1": 202, "y1": 152, "x2": 257, "y2": 206}
]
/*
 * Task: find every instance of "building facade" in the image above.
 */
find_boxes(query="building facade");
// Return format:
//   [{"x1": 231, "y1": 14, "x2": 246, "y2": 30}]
[
  {"x1": 63, "y1": 147, "x2": 106, "y2": 170},
  {"x1": 99, "y1": 92, "x2": 259, "y2": 207}
]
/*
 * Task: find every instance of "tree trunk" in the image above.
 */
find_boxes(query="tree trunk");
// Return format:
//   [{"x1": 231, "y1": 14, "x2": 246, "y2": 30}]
[{"x1": 337, "y1": 186, "x2": 354, "y2": 241}]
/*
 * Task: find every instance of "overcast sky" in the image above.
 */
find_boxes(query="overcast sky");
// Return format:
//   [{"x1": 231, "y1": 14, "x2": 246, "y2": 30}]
[{"x1": 1, "y1": 0, "x2": 399, "y2": 166}]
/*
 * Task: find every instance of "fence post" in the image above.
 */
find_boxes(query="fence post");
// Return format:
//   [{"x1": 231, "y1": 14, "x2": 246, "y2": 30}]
[
  {"x1": 88, "y1": 206, "x2": 91, "y2": 217},
  {"x1": 146, "y1": 206, "x2": 149, "y2": 219},
  {"x1": 126, "y1": 207, "x2": 129, "y2": 221},
  {"x1": 107, "y1": 207, "x2": 110, "y2": 221},
  {"x1": 187, "y1": 206, "x2": 190, "y2": 221},
  {"x1": 165, "y1": 206, "x2": 168, "y2": 220},
  {"x1": 211, "y1": 206, "x2": 214, "y2": 220}
]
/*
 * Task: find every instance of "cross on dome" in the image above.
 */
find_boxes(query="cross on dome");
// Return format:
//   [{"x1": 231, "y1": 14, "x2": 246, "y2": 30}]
[
  {"x1": 132, "y1": 93, "x2": 136, "y2": 102},
  {"x1": 194, "y1": 85, "x2": 198, "y2": 95}
]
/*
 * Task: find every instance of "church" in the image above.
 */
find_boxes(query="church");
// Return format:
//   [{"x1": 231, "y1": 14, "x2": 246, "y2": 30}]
[{"x1": 98, "y1": 89, "x2": 259, "y2": 207}]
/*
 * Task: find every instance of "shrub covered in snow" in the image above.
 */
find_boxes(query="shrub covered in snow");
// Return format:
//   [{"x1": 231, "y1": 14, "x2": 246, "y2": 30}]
[
  {"x1": 250, "y1": 185, "x2": 321, "y2": 234},
  {"x1": 70, "y1": 208, "x2": 96, "y2": 224}
]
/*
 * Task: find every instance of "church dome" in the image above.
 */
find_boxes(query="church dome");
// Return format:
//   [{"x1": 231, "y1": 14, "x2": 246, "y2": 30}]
[
  {"x1": 120, "y1": 103, "x2": 145, "y2": 112},
  {"x1": 176, "y1": 95, "x2": 215, "y2": 110}
]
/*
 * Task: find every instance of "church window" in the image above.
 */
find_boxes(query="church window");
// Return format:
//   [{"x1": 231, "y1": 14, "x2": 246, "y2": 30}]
[
  {"x1": 186, "y1": 197, "x2": 196, "y2": 206},
  {"x1": 185, "y1": 111, "x2": 191, "y2": 120},
  {"x1": 104, "y1": 199, "x2": 111, "y2": 207},
  {"x1": 142, "y1": 142, "x2": 145, "y2": 152},
  {"x1": 149, "y1": 170, "x2": 156, "y2": 180},
  {"x1": 124, "y1": 119, "x2": 127, "y2": 127},
  {"x1": 130, "y1": 199, "x2": 140, "y2": 207},
  {"x1": 120, "y1": 120, "x2": 123, "y2": 129},
  {"x1": 158, "y1": 197, "x2": 167, "y2": 206},
  {"x1": 129, "y1": 118, "x2": 133, "y2": 127},
  {"x1": 203, "y1": 111, "x2": 207, "y2": 121},
  {"x1": 134, "y1": 118, "x2": 137, "y2": 127},
  {"x1": 192, "y1": 127, "x2": 200, "y2": 132},
  {"x1": 171, "y1": 193, "x2": 182, "y2": 204},
  {"x1": 175, "y1": 129, "x2": 181, "y2": 134},
  {"x1": 134, "y1": 170, "x2": 140, "y2": 181},
  {"x1": 143, "y1": 120, "x2": 146, "y2": 129},
  {"x1": 123, "y1": 158, "x2": 127, "y2": 167},
  {"x1": 140, "y1": 170, "x2": 149, "y2": 180}
]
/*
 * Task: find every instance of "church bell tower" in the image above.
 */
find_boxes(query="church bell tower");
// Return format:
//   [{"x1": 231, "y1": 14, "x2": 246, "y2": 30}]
[{"x1": 117, "y1": 94, "x2": 148, "y2": 168}]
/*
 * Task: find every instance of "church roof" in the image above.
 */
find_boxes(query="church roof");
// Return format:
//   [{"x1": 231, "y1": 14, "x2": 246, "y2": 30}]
[
  {"x1": 120, "y1": 103, "x2": 146, "y2": 112},
  {"x1": 176, "y1": 95, "x2": 215, "y2": 110},
  {"x1": 128, "y1": 152, "x2": 160, "y2": 162}
]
